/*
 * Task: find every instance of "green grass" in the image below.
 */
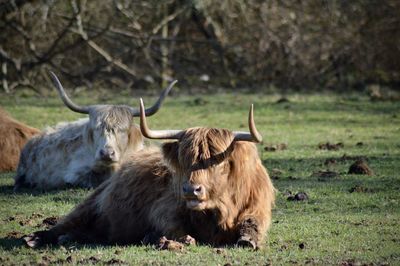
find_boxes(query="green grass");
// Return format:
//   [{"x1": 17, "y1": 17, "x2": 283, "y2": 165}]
[{"x1": 0, "y1": 91, "x2": 399, "y2": 265}]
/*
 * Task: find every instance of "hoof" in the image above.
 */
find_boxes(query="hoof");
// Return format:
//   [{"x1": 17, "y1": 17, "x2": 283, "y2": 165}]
[
  {"x1": 23, "y1": 230, "x2": 56, "y2": 248},
  {"x1": 177, "y1": 235, "x2": 196, "y2": 245},
  {"x1": 236, "y1": 236, "x2": 257, "y2": 250},
  {"x1": 23, "y1": 235, "x2": 40, "y2": 248}
]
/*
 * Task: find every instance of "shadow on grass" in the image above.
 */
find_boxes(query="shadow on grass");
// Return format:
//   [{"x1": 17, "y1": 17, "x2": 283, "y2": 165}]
[
  {"x1": 0, "y1": 236, "x2": 25, "y2": 251},
  {"x1": 0, "y1": 184, "x2": 59, "y2": 196},
  {"x1": 0, "y1": 235, "x2": 109, "y2": 251},
  {"x1": 0, "y1": 183, "x2": 91, "y2": 197}
]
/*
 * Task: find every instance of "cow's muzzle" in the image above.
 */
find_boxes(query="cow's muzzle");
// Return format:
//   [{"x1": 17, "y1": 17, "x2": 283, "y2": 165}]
[
  {"x1": 182, "y1": 182, "x2": 204, "y2": 198},
  {"x1": 182, "y1": 182, "x2": 206, "y2": 210},
  {"x1": 99, "y1": 148, "x2": 116, "y2": 162}
]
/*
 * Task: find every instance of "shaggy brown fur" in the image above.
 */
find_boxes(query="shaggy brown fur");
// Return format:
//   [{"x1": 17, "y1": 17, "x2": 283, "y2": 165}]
[
  {"x1": 0, "y1": 108, "x2": 39, "y2": 172},
  {"x1": 25, "y1": 128, "x2": 275, "y2": 249}
]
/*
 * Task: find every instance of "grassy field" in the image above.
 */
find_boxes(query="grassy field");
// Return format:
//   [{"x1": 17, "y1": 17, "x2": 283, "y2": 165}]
[{"x1": 0, "y1": 90, "x2": 399, "y2": 265}]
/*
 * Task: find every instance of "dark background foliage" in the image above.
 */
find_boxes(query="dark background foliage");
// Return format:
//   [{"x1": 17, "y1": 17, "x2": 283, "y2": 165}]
[{"x1": 1, "y1": 0, "x2": 399, "y2": 93}]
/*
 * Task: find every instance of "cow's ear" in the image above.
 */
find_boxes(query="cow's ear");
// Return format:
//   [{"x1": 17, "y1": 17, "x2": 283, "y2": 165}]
[
  {"x1": 162, "y1": 141, "x2": 180, "y2": 169},
  {"x1": 128, "y1": 125, "x2": 143, "y2": 148}
]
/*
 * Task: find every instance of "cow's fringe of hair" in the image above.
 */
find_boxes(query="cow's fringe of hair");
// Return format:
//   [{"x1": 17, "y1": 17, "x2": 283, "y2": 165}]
[{"x1": 164, "y1": 128, "x2": 275, "y2": 243}]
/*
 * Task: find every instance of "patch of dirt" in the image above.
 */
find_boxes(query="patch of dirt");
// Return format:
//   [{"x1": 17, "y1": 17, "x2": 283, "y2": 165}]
[
  {"x1": 287, "y1": 192, "x2": 309, "y2": 201},
  {"x1": 30, "y1": 213, "x2": 44, "y2": 219},
  {"x1": 264, "y1": 143, "x2": 287, "y2": 152},
  {"x1": 19, "y1": 219, "x2": 35, "y2": 226},
  {"x1": 4, "y1": 216, "x2": 15, "y2": 222},
  {"x1": 193, "y1": 97, "x2": 208, "y2": 106},
  {"x1": 349, "y1": 185, "x2": 372, "y2": 193},
  {"x1": 214, "y1": 248, "x2": 227, "y2": 255},
  {"x1": 324, "y1": 158, "x2": 337, "y2": 166},
  {"x1": 17, "y1": 213, "x2": 45, "y2": 227},
  {"x1": 340, "y1": 259, "x2": 374, "y2": 266},
  {"x1": 298, "y1": 243, "x2": 305, "y2": 249},
  {"x1": 318, "y1": 142, "x2": 344, "y2": 150},
  {"x1": 39, "y1": 255, "x2": 51, "y2": 266},
  {"x1": 348, "y1": 160, "x2": 373, "y2": 175},
  {"x1": 279, "y1": 244, "x2": 288, "y2": 251},
  {"x1": 106, "y1": 258, "x2": 126, "y2": 265},
  {"x1": 46, "y1": 256, "x2": 71, "y2": 265},
  {"x1": 282, "y1": 190, "x2": 293, "y2": 197},
  {"x1": 78, "y1": 256, "x2": 100, "y2": 264},
  {"x1": 312, "y1": 170, "x2": 339, "y2": 181},
  {"x1": 41, "y1": 216, "x2": 59, "y2": 228},
  {"x1": 270, "y1": 168, "x2": 284, "y2": 180},
  {"x1": 6, "y1": 230, "x2": 24, "y2": 239},
  {"x1": 325, "y1": 155, "x2": 368, "y2": 165},
  {"x1": 356, "y1": 142, "x2": 364, "y2": 147},
  {"x1": 304, "y1": 258, "x2": 315, "y2": 264},
  {"x1": 276, "y1": 97, "x2": 290, "y2": 104},
  {"x1": 313, "y1": 170, "x2": 339, "y2": 178}
]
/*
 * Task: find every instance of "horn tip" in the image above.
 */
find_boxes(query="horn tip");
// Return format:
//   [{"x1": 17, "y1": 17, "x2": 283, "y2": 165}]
[
  {"x1": 166, "y1": 80, "x2": 178, "y2": 93},
  {"x1": 49, "y1": 71, "x2": 58, "y2": 81},
  {"x1": 139, "y1": 98, "x2": 144, "y2": 111}
]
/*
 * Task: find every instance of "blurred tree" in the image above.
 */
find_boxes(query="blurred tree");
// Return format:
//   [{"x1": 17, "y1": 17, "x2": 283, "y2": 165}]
[{"x1": 0, "y1": 0, "x2": 399, "y2": 93}]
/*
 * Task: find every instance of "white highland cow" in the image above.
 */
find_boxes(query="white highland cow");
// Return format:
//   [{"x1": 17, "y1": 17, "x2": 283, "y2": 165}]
[{"x1": 14, "y1": 72, "x2": 176, "y2": 190}]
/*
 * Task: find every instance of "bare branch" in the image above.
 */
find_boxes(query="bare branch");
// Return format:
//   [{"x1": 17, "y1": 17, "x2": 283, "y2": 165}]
[
  {"x1": 2, "y1": 62, "x2": 9, "y2": 93},
  {"x1": 70, "y1": 0, "x2": 137, "y2": 78}
]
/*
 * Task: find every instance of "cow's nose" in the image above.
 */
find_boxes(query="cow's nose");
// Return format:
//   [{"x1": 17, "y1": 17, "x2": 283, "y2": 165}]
[
  {"x1": 183, "y1": 183, "x2": 204, "y2": 197},
  {"x1": 100, "y1": 148, "x2": 115, "y2": 161}
]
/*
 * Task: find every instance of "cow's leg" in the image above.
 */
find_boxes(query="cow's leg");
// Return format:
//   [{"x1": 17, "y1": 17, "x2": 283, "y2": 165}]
[
  {"x1": 142, "y1": 230, "x2": 163, "y2": 245},
  {"x1": 24, "y1": 230, "x2": 58, "y2": 248},
  {"x1": 24, "y1": 205, "x2": 100, "y2": 248},
  {"x1": 236, "y1": 217, "x2": 260, "y2": 249},
  {"x1": 23, "y1": 209, "x2": 94, "y2": 248},
  {"x1": 13, "y1": 173, "x2": 28, "y2": 192},
  {"x1": 24, "y1": 181, "x2": 108, "y2": 248}
]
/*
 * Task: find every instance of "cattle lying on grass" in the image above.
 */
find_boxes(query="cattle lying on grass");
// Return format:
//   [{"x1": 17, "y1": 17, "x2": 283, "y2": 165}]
[
  {"x1": 14, "y1": 72, "x2": 176, "y2": 190},
  {"x1": 0, "y1": 108, "x2": 40, "y2": 172},
  {"x1": 24, "y1": 99, "x2": 275, "y2": 249}
]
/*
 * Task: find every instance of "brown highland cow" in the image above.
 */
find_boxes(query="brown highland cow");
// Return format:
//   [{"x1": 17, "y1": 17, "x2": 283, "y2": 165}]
[
  {"x1": 24, "y1": 99, "x2": 275, "y2": 249},
  {"x1": 0, "y1": 108, "x2": 39, "y2": 172}
]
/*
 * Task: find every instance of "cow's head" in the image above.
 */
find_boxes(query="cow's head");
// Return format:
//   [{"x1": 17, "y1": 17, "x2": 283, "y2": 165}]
[
  {"x1": 139, "y1": 99, "x2": 262, "y2": 211},
  {"x1": 49, "y1": 72, "x2": 176, "y2": 167}
]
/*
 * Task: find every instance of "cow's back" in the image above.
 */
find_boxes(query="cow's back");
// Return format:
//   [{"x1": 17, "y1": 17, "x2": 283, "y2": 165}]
[
  {"x1": 0, "y1": 108, "x2": 39, "y2": 172},
  {"x1": 14, "y1": 118, "x2": 91, "y2": 189},
  {"x1": 95, "y1": 147, "x2": 174, "y2": 244}
]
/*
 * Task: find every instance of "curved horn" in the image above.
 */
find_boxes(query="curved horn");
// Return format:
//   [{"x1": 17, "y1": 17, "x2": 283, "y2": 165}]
[
  {"x1": 139, "y1": 98, "x2": 183, "y2": 139},
  {"x1": 130, "y1": 80, "x2": 177, "y2": 117},
  {"x1": 233, "y1": 104, "x2": 262, "y2": 143},
  {"x1": 49, "y1": 71, "x2": 90, "y2": 114}
]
